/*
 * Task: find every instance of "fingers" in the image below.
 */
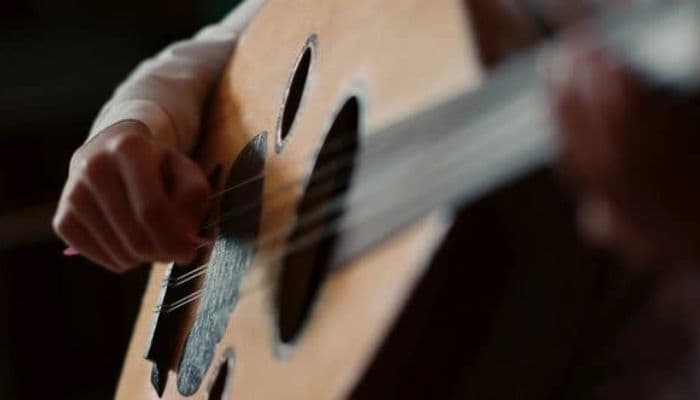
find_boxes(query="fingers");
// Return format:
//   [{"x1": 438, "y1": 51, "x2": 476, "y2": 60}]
[
  {"x1": 54, "y1": 121, "x2": 211, "y2": 272},
  {"x1": 69, "y1": 181, "x2": 141, "y2": 270},
  {"x1": 70, "y1": 148, "x2": 152, "y2": 267},
  {"x1": 114, "y1": 133, "x2": 201, "y2": 265},
  {"x1": 56, "y1": 156, "x2": 141, "y2": 272},
  {"x1": 53, "y1": 202, "x2": 124, "y2": 273},
  {"x1": 89, "y1": 132, "x2": 165, "y2": 262},
  {"x1": 86, "y1": 168, "x2": 158, "y2": 262}
]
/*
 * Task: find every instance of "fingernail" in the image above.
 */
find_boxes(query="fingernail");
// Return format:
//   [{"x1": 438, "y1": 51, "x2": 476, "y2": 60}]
[
  {"x1": 577, "y1": 197, "x2": 615, "y2": 246},
  {"x1": 185, "y1": 232, "x2": 213, "y2": 248},
  {"x1": 63, "y1": 247, "x2": 80, "y2": 256}
]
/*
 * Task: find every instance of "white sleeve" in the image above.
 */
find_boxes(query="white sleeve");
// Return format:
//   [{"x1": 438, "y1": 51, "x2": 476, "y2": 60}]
[{"x1": 89, "y1": 0, "x2": 267, "y2": 152}]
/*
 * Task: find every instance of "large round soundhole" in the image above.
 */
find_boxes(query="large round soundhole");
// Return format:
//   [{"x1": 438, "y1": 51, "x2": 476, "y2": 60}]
[
  {"x1": 277, "y1": 36, "x2": 316, "y2": 150},
  {"x1": 276, "y1": 97, "x2": 360, "y2": 346}
]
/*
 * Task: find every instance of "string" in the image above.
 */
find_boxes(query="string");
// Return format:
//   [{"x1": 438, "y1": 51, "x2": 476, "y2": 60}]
[
  {"x1": 165, "y1": 176, "x2": 350, "y2": 290},
  {"x1": 200, "y1": 111, "x2": 439, "y2": 234},
  {"x1": 157, "y1": 288, "x2": 206, "y2": 313},
  {"x1": 201, "y1": 113, "x2": 413, "y2": 225},
  {"x1": 160, "y1": 140, "x2": 364, "y2": 288},
  {"x1": 163, "y1": 128, "x2": 405, "y2": 288},
  {"x1": 162, "y1": 263, "x2": 208, "y2": 288},
  {"x1": 155, "y1": 88, "x2": 542, "y2": 313},
  {"x1": 158, "y1": 119, "x2": 458, "y2": 306},
  {"x1": 154, "y1": 0, "x2": 697, "y2": 314},
  {"x1": 165, "y1": 116, "x2": 439, "y2": 290},
  {"x1": 167, "y1": 168, "x2": 351, "y2": 289},
  {"x1": 207, "y1": 134, "x2": 360, "y2": 200},
  {"x1": 200, "y1": 151, "x2": 355, "y2": 231},
  {"x1": 164, "y1": 152, "x2": 358, "y2": 289}
]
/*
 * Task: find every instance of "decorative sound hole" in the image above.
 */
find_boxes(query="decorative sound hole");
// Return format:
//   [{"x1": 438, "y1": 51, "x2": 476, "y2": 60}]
[
  {"x1": 277, "y1": 35, "x2": 317, "y2": 151},
  {"x1": 275, "y1": 97, "x2": 361, "y2": 347},
  {"x1": 206, "y1": 349, "x2": 235, "y2": 400}
]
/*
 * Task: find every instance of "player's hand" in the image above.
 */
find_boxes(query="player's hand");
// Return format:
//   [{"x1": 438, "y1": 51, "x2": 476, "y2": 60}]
[
  {"x1": 53, "y1": 120, "x2": 211, "y2": 273},
  {"x1": 550, "y1": 36, "x2": 700, "y2": 268}
]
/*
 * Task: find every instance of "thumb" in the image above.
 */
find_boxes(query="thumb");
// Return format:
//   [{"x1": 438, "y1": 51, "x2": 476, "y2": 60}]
[{"x1": 164, "y1": 151, "x2": 211, "y2": 230}]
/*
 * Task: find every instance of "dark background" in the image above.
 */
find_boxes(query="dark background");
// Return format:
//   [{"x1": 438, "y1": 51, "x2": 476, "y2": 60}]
[{"x1": 0, "y1": 1, "x2": 233, "y2": 398}]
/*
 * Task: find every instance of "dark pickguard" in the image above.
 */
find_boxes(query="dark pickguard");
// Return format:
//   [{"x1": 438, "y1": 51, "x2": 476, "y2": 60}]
[
  {"x1": 147, "y1": 166, "x2": 224, "y2": 397},
  {"x1": 176, "y1": 133, "x2": 267, "y2": 396}
]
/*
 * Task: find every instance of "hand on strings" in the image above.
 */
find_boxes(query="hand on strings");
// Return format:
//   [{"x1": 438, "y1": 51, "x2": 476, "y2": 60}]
[
  {"x1": 53, "y1": 120, "x2": 211, "y2": 273},
  {"x1": 550, "y1": 35, "x2": 700, "y2": 269}
]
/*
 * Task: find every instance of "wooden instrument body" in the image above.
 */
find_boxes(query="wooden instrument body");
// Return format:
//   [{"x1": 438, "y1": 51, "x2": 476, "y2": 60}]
[
  {"x1": 113, "y1": 1, "x2": 700, "y2": 398},
  {"x1": 117, "y1": 0, "x2": 484, "y2": 398}
]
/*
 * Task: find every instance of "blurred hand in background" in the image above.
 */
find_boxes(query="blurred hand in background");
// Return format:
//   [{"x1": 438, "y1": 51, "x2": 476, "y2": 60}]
[
  {"x1": 550, "y1": 36, "x2": 700, "y2": 270},
  {"x1": 466, "y1": 0, "x2": 700, "y2": 268}
]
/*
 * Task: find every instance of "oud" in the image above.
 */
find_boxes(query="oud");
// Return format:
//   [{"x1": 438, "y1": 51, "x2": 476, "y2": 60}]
[{"x1": 116, "y1": 0, "x2": 700, "y2": 398}]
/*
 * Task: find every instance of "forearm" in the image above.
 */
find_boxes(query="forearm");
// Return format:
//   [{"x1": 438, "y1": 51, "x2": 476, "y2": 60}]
[{"x1": 90, "y1": 0, "x2": 266, "y2": 153}]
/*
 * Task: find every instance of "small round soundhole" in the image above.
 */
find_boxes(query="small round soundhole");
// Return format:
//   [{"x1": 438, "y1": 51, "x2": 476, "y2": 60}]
[
  {"x1": 275, "y1": 97, "x2": 361, "y2": 346},
  {"x1": 206, "y1": 351, "x2": 234, "y2": 400},
  {"x1": 278, "y1": 39, "x2": 314, "y2": 149}
]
